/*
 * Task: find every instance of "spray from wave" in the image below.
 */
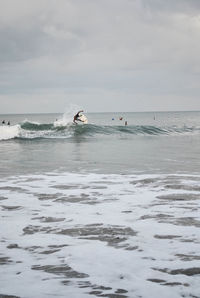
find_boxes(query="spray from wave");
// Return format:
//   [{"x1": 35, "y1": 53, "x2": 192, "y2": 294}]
[{"x1": 53, "y1": 104, "x2": 80, "y2": 127}]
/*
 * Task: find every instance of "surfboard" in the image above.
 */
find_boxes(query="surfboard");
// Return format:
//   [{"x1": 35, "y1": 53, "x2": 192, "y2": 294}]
[{"x1": 78, "y1": 114, "x2": 88, "y2": 124}]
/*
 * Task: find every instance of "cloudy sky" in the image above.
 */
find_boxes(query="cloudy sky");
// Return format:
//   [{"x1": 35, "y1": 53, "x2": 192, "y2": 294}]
[{"x1": 0, "y1": 0, "x2": 200, "y2": 113}]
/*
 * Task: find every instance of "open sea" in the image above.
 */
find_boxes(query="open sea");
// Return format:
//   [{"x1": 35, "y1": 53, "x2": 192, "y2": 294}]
[{"x1": 0, "y1": 111, "x2": 200, "y2": 298}]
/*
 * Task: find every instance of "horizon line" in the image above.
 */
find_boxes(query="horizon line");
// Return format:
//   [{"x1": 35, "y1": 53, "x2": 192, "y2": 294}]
[{"x1": 0, "y1": 109, "x2": 200, "y2": 115}]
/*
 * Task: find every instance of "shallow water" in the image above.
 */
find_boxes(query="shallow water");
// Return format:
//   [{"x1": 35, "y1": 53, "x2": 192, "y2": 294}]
[{"x1": 0, "y1": 111, "x2": 200, "y2": 297}]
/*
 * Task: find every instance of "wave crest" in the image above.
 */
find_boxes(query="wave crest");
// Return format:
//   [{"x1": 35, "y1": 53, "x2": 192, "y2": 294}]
[{"x1": 0, "y1": 121, "x2": 199, "y2": 141}]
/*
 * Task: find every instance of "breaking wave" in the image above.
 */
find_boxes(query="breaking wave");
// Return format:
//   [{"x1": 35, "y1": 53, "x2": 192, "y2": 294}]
[
  {"x1": 0, "y1": 121, "x2": 199, "y2": 141},
  {"x1": 0, "y1": 124, "x2": 21, "y2": 140}
]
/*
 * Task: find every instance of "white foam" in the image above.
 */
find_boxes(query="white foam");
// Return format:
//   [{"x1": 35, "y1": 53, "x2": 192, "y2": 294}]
[
  {"x1": 0, "y1": 124, "x2": 20, "y2": 140},
  {"x1": 0, "y1": 172, "x2": 200, "y2": 298},
  {"x1": 19, "y1": 128, "x2": 72, "y2": 139},
  {"x1": 53, "y1": 118, "x2": 72, "y2": 127}
]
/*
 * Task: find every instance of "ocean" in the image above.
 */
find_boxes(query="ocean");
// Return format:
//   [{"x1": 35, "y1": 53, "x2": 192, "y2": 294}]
[{"x1": 0, "y1": 111, "x2": 200, "y2": 298}]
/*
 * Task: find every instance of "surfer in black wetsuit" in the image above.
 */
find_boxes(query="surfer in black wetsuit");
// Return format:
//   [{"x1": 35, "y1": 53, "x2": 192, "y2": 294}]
[{"x1": 73, "y1": 110, "x2": 84, "y2": 124}]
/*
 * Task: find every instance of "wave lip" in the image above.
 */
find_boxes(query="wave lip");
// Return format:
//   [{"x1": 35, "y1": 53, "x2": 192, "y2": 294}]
[{"x1": 21, "y1": 121, "x2": 54, "y2": 131}]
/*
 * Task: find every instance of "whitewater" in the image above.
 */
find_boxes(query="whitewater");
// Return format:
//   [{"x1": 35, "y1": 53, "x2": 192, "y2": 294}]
[{"x1": 0, "y1": 111, "x2": 200, "y2": 298}]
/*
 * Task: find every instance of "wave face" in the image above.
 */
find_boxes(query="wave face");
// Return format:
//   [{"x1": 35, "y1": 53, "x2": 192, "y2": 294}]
[{"x1": 0, "y1": 120, "x2": 199, "y2": 141}]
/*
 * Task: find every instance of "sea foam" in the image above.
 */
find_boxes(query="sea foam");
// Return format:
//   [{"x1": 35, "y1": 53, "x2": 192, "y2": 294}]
[
  {"x1": 0, "y1": 172, "x2": 200, "y2": 298},
  {"x1": 0, "y1": 124, "x2": 20, "y2": 140}
]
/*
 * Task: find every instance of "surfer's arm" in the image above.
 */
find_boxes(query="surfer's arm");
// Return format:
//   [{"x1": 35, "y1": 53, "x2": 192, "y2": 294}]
[{"x1": 77, "y1": 110, "x2": 83, "y2": 116}]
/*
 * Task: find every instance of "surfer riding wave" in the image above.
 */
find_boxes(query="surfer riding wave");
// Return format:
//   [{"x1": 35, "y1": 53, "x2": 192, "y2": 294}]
[{"x1": 73, "y1": 110, "x2": 87, "y2": 124}]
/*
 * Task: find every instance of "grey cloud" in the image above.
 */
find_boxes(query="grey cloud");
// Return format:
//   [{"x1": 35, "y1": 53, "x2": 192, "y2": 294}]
[
  {"x1": 141, "y1": 0, "x2": 200, "y2": 14},
  {"x1": 0, "y1": 24, "x2": 83, "y2": 64},
  {"x1": 0, "y1": 25, "x2": 48, "y2": 63}
]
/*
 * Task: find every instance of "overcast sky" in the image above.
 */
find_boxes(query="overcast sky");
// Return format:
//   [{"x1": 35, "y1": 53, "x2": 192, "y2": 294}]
[{"x1": 0, "y1": 0, "x2": 200, "y2": 113}]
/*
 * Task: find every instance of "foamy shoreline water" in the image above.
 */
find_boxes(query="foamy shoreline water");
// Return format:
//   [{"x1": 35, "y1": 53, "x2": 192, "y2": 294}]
[{"x1": 0, "y1": 172, "x2": 200, "y2": 298}]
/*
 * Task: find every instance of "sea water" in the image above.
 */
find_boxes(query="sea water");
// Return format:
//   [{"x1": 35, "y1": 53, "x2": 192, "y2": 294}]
[{"x1": 0, "y1": 111, "x2": 200, "y2": 298}]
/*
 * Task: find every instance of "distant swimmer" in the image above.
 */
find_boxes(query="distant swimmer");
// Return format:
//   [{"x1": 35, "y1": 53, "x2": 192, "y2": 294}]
[
  {"x1": 2, "y1": 120, "x2": 5, "y2": 124},
  {"x1": 73, "y1": 110, "x2": 84, "y2": 124},
  {"x1": 125, "y1": 121, "x2": 128, "y2": 126},
  {"x1": 119, "y1": 117, "x2": 123, "y2": 120},
  {"x1": 7, "y1": 121, "x2": 10, "y2": 125}
]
